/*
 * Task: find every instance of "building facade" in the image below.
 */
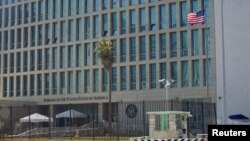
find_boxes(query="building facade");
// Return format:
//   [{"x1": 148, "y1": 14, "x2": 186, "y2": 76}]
[{"x1": 0, "y1": 0, "x2": 215, "y2": 129}]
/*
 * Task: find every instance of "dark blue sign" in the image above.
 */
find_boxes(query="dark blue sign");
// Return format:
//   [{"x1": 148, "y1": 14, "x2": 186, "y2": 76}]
[{"x1": 126, "y1": 104, "x2": 137, "y2": 118}]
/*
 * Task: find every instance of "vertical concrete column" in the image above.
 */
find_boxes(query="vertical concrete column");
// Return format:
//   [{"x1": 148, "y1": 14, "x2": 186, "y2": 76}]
[
  {"x1": 49, "y1": 105, "x2": 54, "y2": 127},
  {"x1": 98, "y1": 103, "x2": 103, "y2": 122},
  {"x1": 149, "y1": 114, "x2": 155, "y2": 137}
]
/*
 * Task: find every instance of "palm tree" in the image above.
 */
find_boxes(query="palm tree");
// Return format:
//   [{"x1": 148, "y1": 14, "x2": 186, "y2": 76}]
[{"x1": 95, "y1": 39, "x2": 113, "y2": 135}]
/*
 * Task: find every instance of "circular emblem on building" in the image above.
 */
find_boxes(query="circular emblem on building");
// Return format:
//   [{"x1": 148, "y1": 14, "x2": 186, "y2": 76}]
[{"x1": 126, "y1": 104, "x2": 137, "y2": 118}]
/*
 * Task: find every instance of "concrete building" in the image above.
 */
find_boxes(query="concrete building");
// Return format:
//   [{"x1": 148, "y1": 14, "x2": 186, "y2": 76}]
[{"x1": 0, "y1": 0, "x2": 216, "y2": 132}]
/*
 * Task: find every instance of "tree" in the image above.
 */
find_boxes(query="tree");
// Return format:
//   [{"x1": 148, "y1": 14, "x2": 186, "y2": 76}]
[{"x1": 95, "y1": 39, "x2": 113, "y2": 135}]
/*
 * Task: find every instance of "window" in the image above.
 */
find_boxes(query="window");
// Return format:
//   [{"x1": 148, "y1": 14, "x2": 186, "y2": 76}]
[
  {"x1": 93, "y1": 69, "x2": 99, "y2": 92},
  {"x1": 130, "y1": 65, "x2": 136, "y2": 90},
  {"x1": 16, "y1": 76, "x2": 21, "y2": 97},
  {"x1": 38, "y1": 25, "x2": 43, "y2": 46},
  {"x1": 17, "y1": 29, "x2": 21, "y2": 48},
  {"x1": 30, "y1": 75, "x2": 35, "y2": 96},
  {"x1": 170, "y1": 62, "x2": 177, "y2": 87},
  {"x1": 4, "y1": 8, "x2": 9, "y2": 27},
  {"x1": 102, "y1": 14, "x2": 107, "y2": 37},
  {"x1": 84, "y1": 43, "x2": 90, "y2": 66},
  {"x1": 44, "y1": 74, "x2": 50, "y2": 95},
  {"x1": 202, "y1": 0, "x2": 210, "y2": 24},
  {"x1": 120, "y1": 38, "x2": 126, "y2": 63},
  {"x1": 150, "y1": 35, "x2": 156, "y2": 59},
  {"x1": 37, "y1": 74, "x2": 42, "y2": 95},
  {"x1": 93, "y1": 43, "x2": 99, "y2": 65},
  {"x1": 170, "y1": 32, "x2": 177, "y2": 58},
  {"x1": 120, "y1": 11, "x2": 126, "y2": 35},
  {"x1": 45, "y1": 48, "x2": 50, "y2": 69},
  {"x1": 24, "y1": 4, "x2": 29, "y2": 24},
  {"x1": 120, "y1": 66, "x2": 126, "y2": 90},
  {"x1": 93, "y1": 0, "x2": 99, "y2": 12},
  {"x1": 23, "y1": 75, "x2": 28, "y2": 96},
  {"x1": 3, "y1": 77, "x2": 7, "y2": 97},
  {"x1": 159, "y1": 33, "x2": 166, "y2": 58},
  {"x1": 76, "y1": 18, "x2": 82, "y2": 40},
  {"x1": 159, "y1": 5, "x2": 166, "y2": 30},
  {"x1": 11, "y1": 6, "x2": 15, "y2": 26},
  {"x1": 84, "y1": 70, "x2": 90, "y2": 93},
  {"x1": 149, "y1": 7, "x2": 156, "y2": 31},
  {"x1": 129, "y1": 10, "x2": 136, "y2": 33},
  {"x1": 4, "y1": 31, "x2": 8, "y2": 50},
  {"x1": 60, "y1": 46, "x2": 66, "y2": 68},
  {"x1": 102, "y1": 0, "x2": 109, "y2": 10},
  {"x1": 16, "y1": 52, "x2": 21, "y2": 72},
  {"x1": 191, "y1": 0, "x2": 198, "y2": 12},
  {"x1": 0, "y1": 9, "x2": 3, "y2": 28},
  {"x1": 111, "y1": 0, "x2": 118, "y2": 9},
  {"x1": 139, "y1": 36, "x2": 146, "y2": 61},
  {"x1": 9, "y1": 77, "x2": 14, "y2": 97},
  {"x1": 68, "y1": 0, "x2": 74, "y2": 16},
  {"x1": 60, "y1": 21, "x2": 66, "y2": 43},
  {"x1": 3, "y1": 54, "x2": 8, "y2": 73},
  {"x1": 112, "y1": 40, "x2": 117, "y2": 63},
  {"x1": 102, "y1": 69, "x2": 108, "y2": 92},
  {"x1": 31, "y1": 2, "x2": 36, "y2": 22},
  {"x1": 39, "y1": 0, "x2": 44, "y2": 20},
  {"x1": 120, "y1": 0, "x2": 127, "y2": 8},
  {"x1": 30, "y1": 26, "x2": 36, "y2": 47},
  {"x1": 52, "y1": 72, "x2": 57, "y2": 94},
  {"x1": 60, "y1": 72, "x2": 66, "y2": 94},
  {"x1": 130, "y1": 37, "x2": 136, "y2": 61},
  {"x1": 140, "y1": 64, "x2": 146, "y2": 89},
  {"x1": 68, "y1": 45, "x2": 74, "y2": 68},
  {"x1": 61, "y1": 0, "x2": 66, "y2": 17},
  {"x1": 76, "y1": 71, "x2": 82, "y2": 93},
  {"x1": 30, "y1": 50, "x2": 35, "y2": 71},
  {"x1": 181, "y1": 61, "x2": 189, "y2": 87},
  {"x1": 45, "y1": 0, "x2": 51, "y2": 20},
  {"x1": 169, "y1": 3, "x2": 176, "y2": 28},
  {"x1": 192, "y1": 30, "x2": 199, "y2": 56},
  {"x1": 52, "y1": 22, "x2": 58, "y2": 43},
  {"x1": 139, "y1": 8, "x2": 146, "y2": 32},
  {"x1": 9, "y1": 53, "x2": 14, "y2": 73},
  {"x1": 17, "y1": 5, "x2": 22, "y2": 25},
  {"x1": 68, "y1": 20, "x2": 74, "y2": 42},
  {"x1": 111, "y1": 13, "x2": 117, "y2": 36},
  {"x1": 45, "y1": 23, "x2": 51, "y2": 45},
  {"x1": 37, "y1": 49, "x2": 43, "y2": 70},
  {"x1": 160, "y1": 63, "x2": 167, "y2": 88},
  {"x1": 85, "y1": 0, "x2": 91, "y2": 13},
  {"x1": 203, "y1": 28, "x2": 210, "y2": 55},
  {"x1": 10, "y1": 30, "x2": 15, "y2": 49},
  {"x1": 23, "y1": 51, "x2": 28, "y2": 72},
  {"x1": 23, "y1": 27, "x2": 28, "y2": 47},
  {"x1": 84, "y1": 16, "x2": 90, "y2": 39},
  {"x1": 129, "y1": 0, "x2": 136, "y2": 6},
  {"x1": 150, "y1": 64, "x2": 156, "y2": 89},
  {"x1": 180, "y1": 1, "x2": 187, "y2": 27},
  {"x1": 112, "y1": 68, "x2": 117, "y2": 91},
  {"x1": 76, "y1": 0, "x2": 83, "y2": 14},
  {"x1": 52, "y1": 47, "x2": 58, "y2": 69},
  {"x1": 181, "y1": 31, "x2": 188, "y2": 56},
  {"x1": 139, "y1": 0, "x2": 146, "y2": 4},
  {"x1": 76, "y1": 44, "x2": 83, "y2": 67},
  {"x1": 192, "y1": 60, "x2": 200, "y2": 86},
  {"x1": 203, "y1": 59, "x2": 211, "y2": 86},
  {"x1": 0, "y1": 32, "x2": 1, "y2": 50},
  {"x1": 68, "y1": 71, "x2": 74, "y2": 94}
]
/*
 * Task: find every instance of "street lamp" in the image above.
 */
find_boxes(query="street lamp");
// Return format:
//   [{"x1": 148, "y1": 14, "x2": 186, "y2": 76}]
[{"x1": 158, "y1": 79, "x2": 175, "y2": 101}]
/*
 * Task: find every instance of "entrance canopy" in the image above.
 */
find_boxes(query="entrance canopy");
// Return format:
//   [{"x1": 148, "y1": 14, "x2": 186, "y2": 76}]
[
  {"x1": 20, "y1": 113, "x2": 53, "y2": 123},
  {"x1": 56, "y1": 109, "x2": 87, "y2": 118},
  {"x1": 229, "y1": 114, "x2": 250, "y2": 122}
]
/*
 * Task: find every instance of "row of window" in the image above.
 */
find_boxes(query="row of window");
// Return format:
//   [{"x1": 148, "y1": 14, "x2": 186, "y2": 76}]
[
  {"x1": 0, "y1": 0, "x2": 210, "y2": 30},
  {"x1": 1, "y1": 60, "x2": 211, "y2": 97}
]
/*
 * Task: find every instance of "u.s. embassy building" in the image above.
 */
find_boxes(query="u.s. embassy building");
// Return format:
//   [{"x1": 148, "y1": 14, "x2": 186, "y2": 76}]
[{"x1": 0, "y1": 0, "x2": 215, "y2": 130}]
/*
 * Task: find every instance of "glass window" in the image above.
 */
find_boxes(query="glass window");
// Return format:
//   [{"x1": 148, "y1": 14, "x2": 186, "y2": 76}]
[
  {"x1": 130, "y1": 65, "x2": 136, "y2": 90},
  {"x1": 30, "y1": 26, "x2": 36, "y2": 47},
  {"x1": 159, "y1": 5, "x2": 166, "y2": 30},
  {"x1": 120, "y1": 0, "x2": 127, "y2": 8},
  {"x1": 17, "y1": 5, "x2": 22, "y2": 25},
  {"x1": 169, "y1": 3, "x2": 176, "y2": 28},
  {"x1": 84, "y1": 70, "x2": 90, "y2": 93},
  {"x1": 30, "y1": 75, "x2": 35, "y2": 96},
  {"x1": 139, "y1": 36, "x2": 146, "y2": 61},
  {"x1": 120, "y1": 11, "x2": 126, "y2": 35},
  {"x1": 11, "y1": 6, "x2": 16, "y2": 26},
  {"x1": 76, "y1": 44, "x2": 83, "y2": 67},
  {"x1": 159, "y1": 33, "x2": 166, "y2": 58},
  {"x1": 3, "y1": 54, "x2": 8, "y2": 73},
  {"x1": 102, "y1": 69, "x2": 108, "y2": 92},
  {"x1": 111, "y1": 13, "x2": 117, "y2": 36},
  {"x1": 68, "y1": 45, "x2": 74, "y2": 68},
  {"x1": 76, "y1": 18, "x2": 83, "y2": 40},
  {"x1": 170, "y1": 62, "x2": 177, "y2": 87},
  {"x1": 191, "y1": 0, "x2": 198, "y2": 12},
  {"x1": 0, "y1": 32, "x2": 1, "y2": 50},
  {"x1": 84, "y1": 16, "x2": 90, "y2": 39},
  {"x1": 23, "y1": 75, "x2": 28, "y2": 96},
  {"x1": 111, "y1": 0, "x2": 118, "y2": 9},
  {"x1": 52, "y1": 47, "x2": 58, "y2": 69},
  {"x1": 93, "y1": 15, "x2": 100, "y2": 38},
  {"x1": 23, "y1": 27, "x2": 29, "y2": 48},
  {"x1": 139, "y1": 0, "x2": 146, "y2": 4},
  {"x1": 45, "y1": 0, "x2": 51, "y2": 20},
  {"x1": 45, "y1": 23, "x2": 51, "y2": 45},
  {"x1": 112, "y1": 40, "x2": 117, "y2": 63},
  {"x1": 68, "y1": 20, "x2": 74, "y2": 42},
  {"x1": 93, "y1": 0, "x2": 99, "y2": 12},
  {"x1": 16, "y1": 76, "x2": 21, "y2": 97},
  {"x1": 31, "y1": 2, "x2": 36, "y2": 22},
  {"x1": 0, "y1": 9, "x2": 2, "y2": 28},
  {"x1": 30, "y1": 50, "x2": 35, "y2": 71},
  {"x1": 37, "y1": 49, "x2": 43, "y2": 70},
  {"x1": 4, "y1": 8, "x2": 9, "y2": 27},
  {"x1": 93, "y1": 43, "x2": 98, "y2": 66},
  {"x1": 170, "y1": 32, "x2": 177, "y2": 58},
  {"x1": 149, "y1": 35, "x2": 156, "y2": 59},
  {"x1": 203, "y1": 28, "x2": 210, "y2": 55},
  {"x1": 203, "y1": 59, "x2": 211, "y2": 86},
  {"x1": 60, "y1": 46, "x2": 66, "y2": 68},
  {"x1": 102, "y1": 0, "x2": 109, "y2": 10},
  {"x1": 120, "y1": 66, "x2": 126, "y2": 90},
  {"x1": 85, "y1": 0, "x2": 91, "y2": 13},
  {"x1": 192, "y1": 60, "x2": 200, "y2": 86},
  {"x1": 60, "y1": 21, "x2": 66, "y2": 43},
  {"x1": 45, "y1": 48, "x2": 50, "y2": 69},
  {"x1": 202, "y1": 0, "x2": 210, "y2": 24},
  {"x1": 24, "y1": 3, "x2": 29, "y2": 24},
  {"x1": 149, "y1": 7, "x2": 156, "y2": 31},
  {"x1": 60, "y1": 72, "x2": 66, "y2": 94},
  {"x1": 102, "y1": 14, "x2": 107, "y2": 37},
  {"x1": 37, "y1": 74, "x2": 42, "y2": 95},
  {"x1": 39, "y1": 0, "x2": 44, "y2": 20},
  {"x1": 76, "y1": 71, "x2": 82, "y2": 93},
  {"x1": 38, "y1": 25, "x2": 43, "y2": 46},
  {"x1": 129, "y1": 10, "x2": 136, "y2": 33},
  {"x1": 9, "y1": 53, "x2": 14, "y2": 73},
  {"x1": 10, "y1": 30, "x2": 15, "y2": 49},
  {"x1": 139, "y1": 8, "x2": 146, "y2": 32},
  {"x1": 112, "y1": 68, "x2": 117, "y2": 91},
  {"x1": 76, "y1": 0, "x2": 83, "y2": 14},
  {"x1": 52, "y1": 22, "x2": 58, "y2": 43},
  {"x1": 9, "y1": 77, "x2": 14, "y2": 97},
  {"x1": 120, "y1": 38, "x2": 126, "y2": 63},
  {"x1": 3, "y1": 77, "x2": 7, "y2": 97},
  {"x1": 68, "y1": 71, "x2": 74, "y2": 94},
  {"x1": 23, "y1": 51, "x2": 28, "y2": 72},
  {"x1": 52, "y1": 72, "x2": 57, "y2": 94},
  {"x1": 130, "y1": 37, "x2": 136, "y2": 61},
  {"x1": 61, "y1": 0, "x2": 66, "y2": 17},
  {"x1": 68, "y1": 0, "x2": 74, "y2": 16},
  {"x1": 181, "y1": 61, "x2": 189, "y2": 87},
  {"x1": 129, "y1": 0, "x2": 137, "y2": 6},
  {"x1": 160, "y1": 63, "x2": 166, "y2": 88},
  {"x1": 84, "y1": 43, "x2": 90, "y2": 66},
  {"x1": 150, "y1": 64, "x2": 156, "y2": 89},
  {"x1": 93, "y1": 69, "x2": 99, "y2": 92},
  {"x1": 4, "y1": 31, "x2": 8, "y2": 50},
  {"x1": 140, "y1": 64, "x2": 146, "y2": 89},
  {"x1": 16, "y1": 52, "x2": 21, "y2": 72},
  {"x1": 180, "y1": 1, "x2": 187, "y2": 27},
  {"x1": 192, "y1": 29, "x2": 199, "y2": 56},
  {"x1": 181, "y1": 31, "x2": 188, "y2": 56},
  {"x1": 17, "y1": 29, "x2": 21, "y2": 48}
]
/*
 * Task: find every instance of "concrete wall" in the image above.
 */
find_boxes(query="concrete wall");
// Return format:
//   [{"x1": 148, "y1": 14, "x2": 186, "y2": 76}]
[{"x1": 215, "y1": 0, "x2": 250, "y2": 124}]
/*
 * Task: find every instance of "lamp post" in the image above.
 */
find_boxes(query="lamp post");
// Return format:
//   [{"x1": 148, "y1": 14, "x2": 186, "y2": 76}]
[{"x1": 159, "y1": 79, "x2": 175, "y2": 101}]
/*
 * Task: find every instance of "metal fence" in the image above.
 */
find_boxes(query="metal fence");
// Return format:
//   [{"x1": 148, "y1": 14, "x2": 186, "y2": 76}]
[{"x1": 0, "y1": 99, "x2": 216, "y2": 140}]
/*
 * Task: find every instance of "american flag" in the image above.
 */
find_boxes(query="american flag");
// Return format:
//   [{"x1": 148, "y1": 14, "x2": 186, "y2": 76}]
[{"x1": 187, "y1": 10, "x2": 205, "y2": 24}]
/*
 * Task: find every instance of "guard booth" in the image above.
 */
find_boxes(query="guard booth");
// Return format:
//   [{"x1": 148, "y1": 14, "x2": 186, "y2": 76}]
[{"x1": 147, "y1": 111, "x2": 192, "y2": 139}]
